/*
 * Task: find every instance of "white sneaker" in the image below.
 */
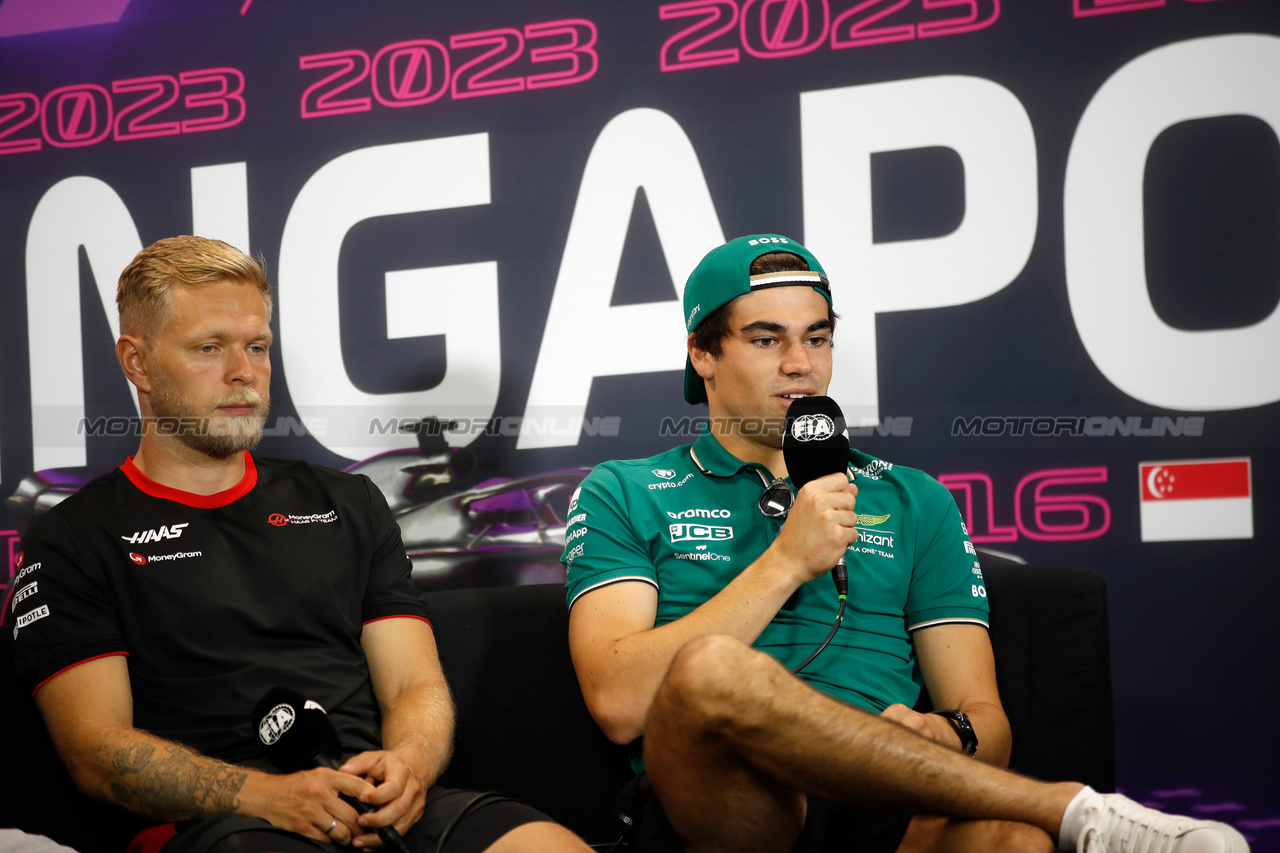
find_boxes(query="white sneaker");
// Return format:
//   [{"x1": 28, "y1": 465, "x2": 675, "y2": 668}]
[{"x1": 1076, "y1": 793, "x2": 1250, "y2": 853}]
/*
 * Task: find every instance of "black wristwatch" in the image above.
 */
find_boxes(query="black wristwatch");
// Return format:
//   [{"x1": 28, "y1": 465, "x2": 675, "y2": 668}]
[{"x1": 930, "y1": 708, "x2": 978, "y2": 756}]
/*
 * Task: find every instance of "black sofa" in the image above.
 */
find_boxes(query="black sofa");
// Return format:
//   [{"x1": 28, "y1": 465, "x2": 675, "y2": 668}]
[{"x1": 1, "y1": 564, "x2": 1113, "y2": 850}]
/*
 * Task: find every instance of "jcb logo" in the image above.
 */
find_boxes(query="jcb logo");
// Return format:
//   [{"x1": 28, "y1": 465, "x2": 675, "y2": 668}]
[{"x1": 669, "y1": 524, "x2": 733, "y2": 543}]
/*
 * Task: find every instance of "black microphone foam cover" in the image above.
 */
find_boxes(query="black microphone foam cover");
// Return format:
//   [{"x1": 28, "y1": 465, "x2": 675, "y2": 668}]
[
  {"x1": 783, "y1": 395, "x2": 850, "y2": 491},
  {"x1": 253, "y1": 686, "x2": 343, "y2": 773}
]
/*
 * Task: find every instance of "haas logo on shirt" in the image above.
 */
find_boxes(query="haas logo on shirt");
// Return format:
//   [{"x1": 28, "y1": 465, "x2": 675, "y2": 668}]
[{"x1": 122, "y1": 523, "x2": 189, "y2": 544}]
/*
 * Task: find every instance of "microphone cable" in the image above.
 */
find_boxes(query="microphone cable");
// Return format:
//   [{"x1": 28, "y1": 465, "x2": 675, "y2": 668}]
[
  {"x1": 781, "y1": 394, "x2": 854, "y2": 676},
  {"x1": 792, "y1": 586, "x2": 846, "y2": 675}
]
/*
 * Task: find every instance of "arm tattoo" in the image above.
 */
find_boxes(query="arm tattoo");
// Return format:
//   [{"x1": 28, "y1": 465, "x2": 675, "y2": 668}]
[{"x1": 102, "y1": 741, "x2": 247, "y2": 820}]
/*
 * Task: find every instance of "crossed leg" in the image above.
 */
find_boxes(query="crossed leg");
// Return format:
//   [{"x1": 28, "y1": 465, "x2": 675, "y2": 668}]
[{"x1": 644, "y1": 635, "x2": 1080, "y2": 853}]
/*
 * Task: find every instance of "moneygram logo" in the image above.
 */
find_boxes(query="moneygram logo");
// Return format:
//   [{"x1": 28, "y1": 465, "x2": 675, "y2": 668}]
[
  {"x1": 268, "y1": 511, "x2": 338, "y2": 526},
  {"x1": 668, "y1": 523, "x2": 733, "y2": 543},
  {"x1": 131, "y1": 551, "x2": 203, "y2": 564},
  {"x1": 12, "y1": 561, "x2": 41, "y2": 589}
]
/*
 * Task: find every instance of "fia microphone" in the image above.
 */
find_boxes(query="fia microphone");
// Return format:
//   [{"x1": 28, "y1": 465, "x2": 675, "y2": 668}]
[
  {"x1": 782, "y1": 395, "x2": 851, "y2": 597},
  {"x1": 253, "y1": 687, "x2": 411, "y2": 853}
]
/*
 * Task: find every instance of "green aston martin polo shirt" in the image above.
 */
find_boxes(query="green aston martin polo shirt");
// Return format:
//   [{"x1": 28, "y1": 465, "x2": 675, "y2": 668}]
[{"x1": 564, "y1": 430, "x2": 988, "y2": 713}]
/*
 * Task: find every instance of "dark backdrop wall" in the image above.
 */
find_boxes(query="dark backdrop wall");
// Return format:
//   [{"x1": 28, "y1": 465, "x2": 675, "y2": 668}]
[{"x1": 2, "y1": 0, "x2": 1278, "y2": 834}]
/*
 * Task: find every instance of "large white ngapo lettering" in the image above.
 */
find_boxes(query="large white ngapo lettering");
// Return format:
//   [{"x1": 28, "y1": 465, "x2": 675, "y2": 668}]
[
  {"x1": 1065, "y1": 35, "x2": 1280, "y2": 410},
  {"x1": 518, "y1": 108, "x2": 723, "y2": 450},
  {"x1": 803, "y1": 75, "x2": 1039, "y2": 427},
  {"x1": 278, "y1": 135, "x2": 500, "y2": 459},
  {"x1": 19, "y1": 35, "x2": 1279, "y2": 469}
]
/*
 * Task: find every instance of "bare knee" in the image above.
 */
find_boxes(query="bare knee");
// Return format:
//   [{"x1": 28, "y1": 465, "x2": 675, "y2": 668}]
[
  {"x1": 485, "y1": 821, "x2": 591, "y2": 852},
  {"x1": 901, "y1": 816, "x2": 1053, "y2": 853},
  {"x1": 904, "y1": 818, "x2": 1053, "y2": 853},
  {"x1": 653, "y1": 635, "x2": 769, "y2": 732},
  {"x1": 998, "y1": 821, "x2": 1054, "y2": 853}
]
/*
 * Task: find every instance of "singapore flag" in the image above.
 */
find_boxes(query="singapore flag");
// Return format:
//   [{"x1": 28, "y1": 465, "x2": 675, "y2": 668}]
[{"x1": 1139, "y1": 458, "x2": 1253, "y2": 543}]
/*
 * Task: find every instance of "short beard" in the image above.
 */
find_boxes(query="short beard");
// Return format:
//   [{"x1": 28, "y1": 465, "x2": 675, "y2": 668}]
[{"x1": 149, "y1": 380, "x2": 269, "y2": 460}]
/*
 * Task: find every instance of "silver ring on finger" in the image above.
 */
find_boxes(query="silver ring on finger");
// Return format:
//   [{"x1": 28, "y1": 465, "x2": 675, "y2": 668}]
[{"x1": 325, "y1": 817, "x2": 338, "y2": 835}]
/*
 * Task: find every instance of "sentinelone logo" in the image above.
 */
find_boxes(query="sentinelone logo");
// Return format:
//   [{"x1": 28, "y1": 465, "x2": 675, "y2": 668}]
[{"x1": 952, "y1": 416, "x2": 1203, "y2": 437}]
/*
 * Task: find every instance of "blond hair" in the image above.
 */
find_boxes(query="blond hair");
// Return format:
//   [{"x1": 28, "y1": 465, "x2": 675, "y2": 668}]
[{"x1": 117, "y1": 235, "x2": 271, "y2": 338}]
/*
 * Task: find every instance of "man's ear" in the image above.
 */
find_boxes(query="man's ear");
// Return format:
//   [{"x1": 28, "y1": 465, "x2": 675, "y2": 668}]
[
  {"x1": 688, "y1": 333, "x2": 717, "y2": 382},
  {"x1": 116, "y1": 335, "x2": 152, "y2": 393}
]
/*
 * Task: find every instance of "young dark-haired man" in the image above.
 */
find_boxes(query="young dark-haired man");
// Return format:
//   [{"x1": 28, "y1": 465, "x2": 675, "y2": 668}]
[
  {"x1": 12, "y1": 236, "x2": 591, "y2": 853},
  {"x1": 564, "y1": 234, "x2": 1247, "y2": 853}
]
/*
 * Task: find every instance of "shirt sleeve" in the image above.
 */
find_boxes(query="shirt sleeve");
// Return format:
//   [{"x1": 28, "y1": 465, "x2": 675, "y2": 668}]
[
  {"x1": 11, "y1": 510, "x2": 129, "y2": 694},
  {"x1": 563, "y1": 465, "x2": 658, "y2": 609},
  {"x1": 904, "y1": 476, "x2": 990, "y2": 631},
  {"x1": 358, "y1": 474, "x2": 431, "y2": 626}
]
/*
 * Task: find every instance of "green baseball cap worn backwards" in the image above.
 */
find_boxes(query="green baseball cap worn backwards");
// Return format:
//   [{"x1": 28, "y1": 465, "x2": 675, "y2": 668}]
[{"x1": 683, "y1": 234, "x2": 832, "y2": 404}]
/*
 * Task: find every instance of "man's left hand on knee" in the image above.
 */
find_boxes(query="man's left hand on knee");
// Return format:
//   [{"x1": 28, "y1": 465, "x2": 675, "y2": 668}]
[
  {"x1": 339, "y1": 750, "x2": 427, "y2": 842},
  {"x1": 880, "y1": 705, "x2": 962, "y2": 751}
]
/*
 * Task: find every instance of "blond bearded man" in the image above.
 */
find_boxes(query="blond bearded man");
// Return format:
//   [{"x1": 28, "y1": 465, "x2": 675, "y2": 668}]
[{"x1": 13, "y1": 236, "x2": 591, "y2": 853}]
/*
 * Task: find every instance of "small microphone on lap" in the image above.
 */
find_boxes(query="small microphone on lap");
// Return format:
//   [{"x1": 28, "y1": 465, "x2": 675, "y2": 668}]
[{"x1": 253, "y1": 687, "x2": 412, "y2": 853}]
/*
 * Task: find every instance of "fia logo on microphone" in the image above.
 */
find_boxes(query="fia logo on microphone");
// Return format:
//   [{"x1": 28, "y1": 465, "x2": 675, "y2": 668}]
[
  {"x1": 258, "y1": 703, "x2": 296, "y2": 745},
  {"x1": 790, "y1": 414, "x2": 834, "y2": 442}
]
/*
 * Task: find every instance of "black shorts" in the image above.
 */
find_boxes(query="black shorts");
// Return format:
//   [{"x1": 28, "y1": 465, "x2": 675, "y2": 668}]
[
  {"x1": 617, "y1": 772, "x2": 913, "y2": 853},
  {"x1": 155, "y1": 786, "x2": 552, "y2": 853}
]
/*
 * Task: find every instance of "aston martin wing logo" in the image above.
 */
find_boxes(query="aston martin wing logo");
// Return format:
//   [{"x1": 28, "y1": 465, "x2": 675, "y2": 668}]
[{"x1": 857, "y1": 513, "x2": 891, "y2": 526}]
